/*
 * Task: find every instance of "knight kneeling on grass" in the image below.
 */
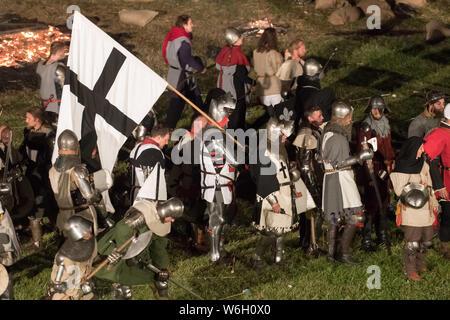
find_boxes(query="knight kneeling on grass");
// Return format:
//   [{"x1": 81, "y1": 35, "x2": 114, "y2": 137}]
[{"x1": 93, "y1": 197, "x2": 183, "y2": 300}]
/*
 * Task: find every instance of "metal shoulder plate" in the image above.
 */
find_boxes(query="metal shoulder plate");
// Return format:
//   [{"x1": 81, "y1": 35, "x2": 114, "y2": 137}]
[
  {"x1": 124, "y1": 207, "x2": 146, "y2": 230},
  {"x1": 73, "y1": 164, "x2": 89, "y2": 179},
  {"x1": 72, "y1": 164, "x2": 96, "y2": 201}
]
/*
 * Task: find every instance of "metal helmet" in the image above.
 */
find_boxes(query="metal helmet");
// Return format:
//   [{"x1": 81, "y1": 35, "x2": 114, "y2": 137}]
[
  {"x1": 64, "y1": 215, "x2": 93, "y2": 242},
  {"x1": 225, "y1": 27, "x2": 241, "y2": 46},
  {"x1": 209, "y1": 92, "x2": 236, "y2": 123},
  {"x1": 425, "y1": 90, "x2": 445, "y2": 106},
  {"x1": 332, "y1": 101, "x2": 353, "y2": 119},
  {"x1": 303, "y1": 58, "x2": 323, "y2": 78},
  {"x1": 365, "y1": 95, "x2": 389, "y2": 114},
  {"x1": 132, "y1": 124, "x2": 148, "y2": 142},
  {"x1": 266, "y1": 117, "x2": 294, "y2": 141},
  {"x1": 400, "y1": 183, "x2": 429, "y2": 209},
  {"x1": 55, "y1": 65, "x2": 65, "y2": 87},
  {"x1": 58, "y1": 129, "x2": 79, "y2": 154},
  {"x1": 156, "y1": 197, "x2": 184, "y2": 220}
]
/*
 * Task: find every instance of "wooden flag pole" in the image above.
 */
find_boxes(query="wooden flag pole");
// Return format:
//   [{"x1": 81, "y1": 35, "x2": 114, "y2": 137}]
[
  {"x1": 166, "y1": 83, "x2": 244, "y2": 149},
  {"x1": 86, "y1": 235, "x2": 136, "y2": 281}
]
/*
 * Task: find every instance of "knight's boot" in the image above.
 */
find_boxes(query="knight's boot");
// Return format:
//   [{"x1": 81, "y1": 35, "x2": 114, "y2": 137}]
[
  {"x1": 153, "y1": 281, "x2": 169, "y2": 300},
  {"x1": 327, "y1": 224, "x2": 338, "y2": 262},
  {"x1": 376, "y1": 228, "x2": 389, "y2": 247},
  {"x1": 112, "y1": 283, "x2": 132, "y2": 300},
  {"x1": 440, "y1": 242, "x2": 450, "y2": 260},
  {"x1": 274, "y1": 235, "x2": 285, "y2": 264},
  {"x1": 252, "y1": 235, "x2": 272, "y2": 269},
  {"x1": 28, "y1": 216, "x2": 42, "y2": 248},
  {"x1": 338, "y1": 224, "x2": 359, "y2": 265},
  {"x1": 362, "y1": 229, "x2": 376, "y2": 253}
]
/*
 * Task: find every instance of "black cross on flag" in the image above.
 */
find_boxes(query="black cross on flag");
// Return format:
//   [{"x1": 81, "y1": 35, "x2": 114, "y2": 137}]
[{"x1": 53, "y1": 11, "x2": 167, "y2": 211}]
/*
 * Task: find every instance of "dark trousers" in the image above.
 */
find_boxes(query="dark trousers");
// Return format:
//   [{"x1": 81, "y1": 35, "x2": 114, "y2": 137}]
[
  {"x1": 363, "y1": 180, "x2": 389, "y2": 239},
  {"x1": 439, "y1": 201, "x2": 450, "y2": 242},
  {"x1": 167, "y1": 88, "x2": 203, "y2": 129},
  {"x1": 299, "y1": 213, "x2": 311, "y2": 249}
]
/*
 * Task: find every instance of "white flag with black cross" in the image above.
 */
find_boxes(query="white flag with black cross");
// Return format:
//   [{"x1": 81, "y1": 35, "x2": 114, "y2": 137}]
[{"x1": 53, "y1": 11, "x2": 167, "y2": 211}]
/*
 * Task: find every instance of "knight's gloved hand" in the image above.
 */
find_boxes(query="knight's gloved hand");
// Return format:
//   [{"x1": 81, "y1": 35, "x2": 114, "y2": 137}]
[
  {"x1": 53, "y1": 282, "x2": 67, "y2": 293},
  {"x1": 107, "y1": 251, "x2": 123, "y2": 265},
  {"x1": 155, "y1": 269, "x2": 170, "y2": 282}
]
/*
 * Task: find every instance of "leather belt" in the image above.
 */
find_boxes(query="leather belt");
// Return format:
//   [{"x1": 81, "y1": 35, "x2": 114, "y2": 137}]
[
  {"x1": 324, "y1": 166, "x2": 352, "y2": 173},
  {"x1": 257, "y1": 74, "x2": 276, "y2": 78}
]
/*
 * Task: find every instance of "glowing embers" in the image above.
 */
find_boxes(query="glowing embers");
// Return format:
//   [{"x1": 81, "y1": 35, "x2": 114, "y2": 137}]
[
  {"x1": 0, "y1": 26, "x2": 70, "y2": 67},
  {"x1": 238, "y1": 18, "x2": 289, "y2": 38}
]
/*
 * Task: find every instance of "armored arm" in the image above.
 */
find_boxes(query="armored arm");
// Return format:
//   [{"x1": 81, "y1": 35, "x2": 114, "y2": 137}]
[
  {"x1": 72, "y1": 165, "x2": 102, "y2": 204},
  {"x1": 124, "y1": 207, "x2": 146, "y2": 230},
  {"x1": 53, "y1": 253, "x2": 67, "y2": 293},
  {"x1": 208, "y1": 137, "x2": 240, "y2": 167},
  {"x1": 334, "y1": 149, "x2": 374, "y2": 170},
  {"x1": 266, "y1": 194, "x2": 278, "y2": 206}
]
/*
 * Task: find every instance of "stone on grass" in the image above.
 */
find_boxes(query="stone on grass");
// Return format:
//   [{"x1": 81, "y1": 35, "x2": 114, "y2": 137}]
[{"x1": 119, "y1": 9, "x2": 158, "y2": 27}]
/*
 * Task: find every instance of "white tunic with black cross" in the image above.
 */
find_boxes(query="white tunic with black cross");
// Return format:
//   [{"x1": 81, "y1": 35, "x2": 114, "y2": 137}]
[
  {"x1": 129, "y1": 140, "x2": 167, "y2": 202},
  {"x1": 199, "y1": 134, "x2": 235, "y2": 205}
]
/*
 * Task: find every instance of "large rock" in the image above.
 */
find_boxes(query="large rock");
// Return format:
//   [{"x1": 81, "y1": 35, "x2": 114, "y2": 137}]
[
  {"x1": 316, "y1": 0, "x2": 351, "y2": 9},
  {"x1": 118, "y1": 9, "x2": 158, "y2": 27},
  {"x1": 395, "y1": 0, "x2": 427, "y2": 8},
  {"x1": 357, "y1": 0, "x2": 395, "y2": 20},
  {"x1": 328, "y1": 7, "x2": 364, "y2": 25},
  {"x1": 426, "y1": 20, "x2": 450, "y2": 42}
]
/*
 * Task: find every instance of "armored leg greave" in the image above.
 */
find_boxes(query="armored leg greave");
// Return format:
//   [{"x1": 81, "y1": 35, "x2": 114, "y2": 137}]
[
  {"x1": 274, "y1": 235, "x2": 285, "y2": 264},
  {"x1": 154, "y1": 280, "x2": 169, "y2": 298},
  {"x1": 338, "y1": 224, "x2": 359, "y2": 265},
  {"x1": 207, "y1": 202, "x2": 225, "y2": 263},
  {"x1": 403, "y1": 242, "x2": 419, "y2": 275},
  {"x1": 28, "y1": 216, "x2": 42, "y2": 248},
  {"x1": 112, "y1": 283, "x2": 132, "y2": 300}
]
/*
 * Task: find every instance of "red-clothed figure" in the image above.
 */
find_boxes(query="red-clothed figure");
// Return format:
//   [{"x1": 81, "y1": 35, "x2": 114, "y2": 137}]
[
  {"x1": 356, "y1": 95, "x2": 395, "y2": 251},
  {"x1": 422, "y1": 104, "x2": 450, "y2": 260}
]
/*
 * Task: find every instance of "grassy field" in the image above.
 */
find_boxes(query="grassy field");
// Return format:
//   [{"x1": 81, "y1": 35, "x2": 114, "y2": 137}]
[{"x1": 1, "y1": 0, "x2": 449, "y2": 300}]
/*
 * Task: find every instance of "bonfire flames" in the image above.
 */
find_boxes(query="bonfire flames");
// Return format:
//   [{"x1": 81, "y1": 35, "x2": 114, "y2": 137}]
[
  {"x1": 238, "y1": 18, "x2": 289, "y2": 37},
  {"x1": 0, "y1": 26, "x2": 70, "y2": 68}
]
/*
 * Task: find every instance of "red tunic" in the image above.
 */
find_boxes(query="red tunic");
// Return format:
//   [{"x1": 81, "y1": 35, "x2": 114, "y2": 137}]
[
  {"x1": 423, "y1": 124, "x2": 450, "y2": 195},
  {"x1": 356, "y1": 126, "x2": 395, "y2": 175}
]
